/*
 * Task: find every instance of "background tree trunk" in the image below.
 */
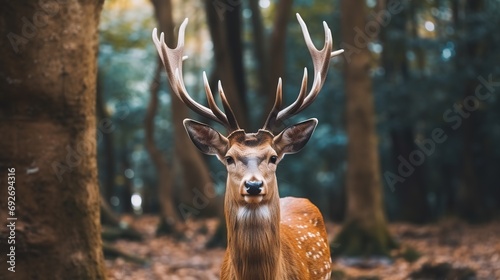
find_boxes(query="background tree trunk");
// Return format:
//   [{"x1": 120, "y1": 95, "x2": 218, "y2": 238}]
[
  {"x1": 380, "y1": 1, "x2": 430, "y2": 223},
  {"x1": 333, "y1": 0, "x2": 395, "y2": 257},
  {"x1": 456, "y1": 0, "x2": 489, "y2": 222},
  {"x1": 205, "y1": 0, "x2": 248, "y2": 128},
  {"x1": 265, "y1": 0, "x2": 293, "y2": 117},
  {"x1": 96, "y1": 74, "x2": 116, "y2": 204},
  {"x1": 249, "y1": 0, "x2": 269, "y2": 102},
  {"x1": 390, "y1": 129, "x2": 430, "y2": 223},
  {"x1": 249, "y1": 0, "x2": 293, "y2": 128},
  {"x1": 145, "y1": 60, "x2": 181, "y2": 235},
  {"x1": 151, "y1": 0, "x2": 217, "y2": 230},
  {"x1": 0, "y1": 0, "x2": 106, "y2": 278}
]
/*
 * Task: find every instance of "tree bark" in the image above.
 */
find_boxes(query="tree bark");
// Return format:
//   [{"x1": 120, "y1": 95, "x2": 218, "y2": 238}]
[
  {"x1": 205, "y1": 0, "x2": 248, "y2": 128},
  {"x1": 0, "y1": 0, "x2": 106, "y2": 278},
  {"x1": 225, "y1": 3, "x2": 247, "y2": 114},
  {"x1": 144, "y1": 60, "x2": 181, "y2": 235},
  {"x1": 249, "y1": 0, "x2": 269, "y2": 102},
  {"x1": 333, "y1": 0, "x2": 395, "y2": 257},
  {"x1": 264, "y1": 0, "x2": 293, "y2": 123},
  {"x1": 151, "y1": 0, "x2": 217, "y2": 222}
]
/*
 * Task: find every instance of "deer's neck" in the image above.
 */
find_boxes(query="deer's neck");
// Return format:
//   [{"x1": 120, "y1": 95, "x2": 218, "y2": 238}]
[{"x1": 225, "y1": 196, "x2": 282, "y2": 280}]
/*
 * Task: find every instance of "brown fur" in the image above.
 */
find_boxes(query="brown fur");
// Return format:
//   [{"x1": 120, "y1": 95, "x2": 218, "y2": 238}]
[
  {"x1": 221, "y1": 195, "x2": 332, "y2": 280},
  {"x1": 220, "y1": 132, "x2": 332, "y2": 280}
]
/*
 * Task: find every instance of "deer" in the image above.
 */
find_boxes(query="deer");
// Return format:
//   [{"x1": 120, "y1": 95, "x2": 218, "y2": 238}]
[{"x1": 152, "y1": 13, "x2": 343, "y2": 280}]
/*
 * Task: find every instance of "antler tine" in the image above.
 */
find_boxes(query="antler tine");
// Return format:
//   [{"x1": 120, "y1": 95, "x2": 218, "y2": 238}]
[
  {"x1": 152, "y1": 19, "x2": 239, "y2": 131},
  {"x1": 263, "y1": 13, "x2": 344, "y2": 131},
  {"x1": 202, "y1": 71, "x2": 228, "y2": 124},
  {"x1": 218, "y1": 81, "x2": 240, "y2": 130},
  {"x1": 278, "y1": 14, "x2": 332, "y2": 119},
  {"x1": 331, "y1": 49, "x2": 344, "y2": 58},
  {"x1": 263, "y1": 78, "x2": 284, "y2": 129}
]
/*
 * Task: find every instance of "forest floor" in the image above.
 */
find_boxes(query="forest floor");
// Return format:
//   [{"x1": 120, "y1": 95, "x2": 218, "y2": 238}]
[{"x1": 105, "y1": 215, "x2": 500, "y2": 280}]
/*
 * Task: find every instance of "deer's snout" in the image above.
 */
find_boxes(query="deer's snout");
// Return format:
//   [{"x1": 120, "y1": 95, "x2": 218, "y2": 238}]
[{"x1": 244, "y1": 180, "x2": 263, "y2": 195}]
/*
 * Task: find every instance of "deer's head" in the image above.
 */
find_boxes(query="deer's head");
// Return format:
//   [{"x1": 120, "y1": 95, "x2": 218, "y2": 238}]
[
  {"x1": 152, "y1": 14, "x2": 343, "y2": 209},
  {"x1": 183, "y1": 117, "x2": 318, "y2": 207}
]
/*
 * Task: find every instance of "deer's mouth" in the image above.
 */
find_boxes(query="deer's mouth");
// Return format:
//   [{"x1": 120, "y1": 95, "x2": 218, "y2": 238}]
[{"x1": 243, "y1": 194, "x2": 264, "y2": 204}]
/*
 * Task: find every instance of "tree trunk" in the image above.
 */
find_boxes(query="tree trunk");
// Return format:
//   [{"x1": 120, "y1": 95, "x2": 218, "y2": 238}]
[
  {"x1": 266, "y1": 0, "x2": 293, "y2": 113},
  {"x1": 0, "y1": 0, "x2": 106, "y2": 278},
  {"x1": 380, "y1": 1, "x2": 430, "y2": 223},
  {"x1": 205, "y1": 0, "x2": 248, "y2": 128},
  {"x1": 225, "y1": 3, "x2": 247, "y2": 114},
  {"x1": 455, "y1": 0, "x2": 489, "y2": 222},
  {"x1": 151, "y1": 0, "x2": 217, "y2": 220},
  {"x1": 249, "y1": 0, "x2": 269, "y2": 101},
  {"x1": 390, "y1": 129, "x2": 430, "y2": 223},
  {"x1": 249, "y1": 0, "x2": 293, "y2": 128},
  {"x1": 145, "y1": 60, "x2": 182, "y2": 235},
  {"x1": 333, "y1": 0, "x2": 395, "y2": 257},
  {"x1": 96, "y1": 73, "x2": 116, "y2": 204}
]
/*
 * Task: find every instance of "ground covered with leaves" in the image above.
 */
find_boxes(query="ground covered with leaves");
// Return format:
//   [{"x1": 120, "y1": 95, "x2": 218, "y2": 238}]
[{"x1": 105, "y1": 216, "x2": 500, "y2": 280}]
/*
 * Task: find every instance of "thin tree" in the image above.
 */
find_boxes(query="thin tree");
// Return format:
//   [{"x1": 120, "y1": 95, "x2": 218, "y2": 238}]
[
  {"x1": 145, "y1": 59, "x2": 182, "y2": 235},
  {"x1": 205, "y1": 0, "x2": 248, "y2": 127},
  {"x1": 249, "y1": 0, "x2": 293, "y2": 125},
  {"x1": 145, "y1": 0, "x2": 180, "y2": 235},
  {"x1": 0, "y1": 0, "x2": 106, "y2": 278},
  {"x1": 96, "y1": 74, "x2": 116, "y2": 203},
  {"x1": 148, "y1": 0, "x2": 217, "y2": 235},
  {"x1": 455, "y1": 0, "x2": 489, "y2": 222},
  {"x1": 333, "y1": 0, "x2": 396, "y2": 256}
]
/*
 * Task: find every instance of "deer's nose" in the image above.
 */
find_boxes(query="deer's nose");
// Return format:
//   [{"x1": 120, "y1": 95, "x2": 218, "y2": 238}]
[{"x1": 244, "y1": 180, "x2": 263, "y2": 195}]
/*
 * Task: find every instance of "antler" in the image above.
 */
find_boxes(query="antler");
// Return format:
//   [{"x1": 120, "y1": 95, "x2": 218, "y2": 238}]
[
  {"x1": 152, "y1": 19, "x2": 240, "y2": 132},
  {"x1": 263, "y1": 14, "x2": 344, "y2": 131}
]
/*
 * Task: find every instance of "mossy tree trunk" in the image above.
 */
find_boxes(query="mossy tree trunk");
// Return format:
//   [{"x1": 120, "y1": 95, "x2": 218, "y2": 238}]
[
  {"x1": 0, "y1": 0, "x2": 106, "y2": 278},
  {"x1": 333, "y1": 0, "x2": 395, "y2": 257}
]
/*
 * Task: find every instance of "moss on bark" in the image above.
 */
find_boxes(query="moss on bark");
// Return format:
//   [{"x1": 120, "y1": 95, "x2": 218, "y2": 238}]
[{"x1": 332, "y1": 220, "x2": 397, "y2": 257}]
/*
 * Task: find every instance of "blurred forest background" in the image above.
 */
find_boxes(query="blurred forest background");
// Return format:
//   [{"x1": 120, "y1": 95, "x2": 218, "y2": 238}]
[
  {"x1": 97, "y1": 0, "x2": 500, "y2": 226},
  {"x1": 1, "y1": 0, "x2": 499, "y2": 279},
  {"x1": 97, "y1": 0, "x2": 500, "y2": 278}
]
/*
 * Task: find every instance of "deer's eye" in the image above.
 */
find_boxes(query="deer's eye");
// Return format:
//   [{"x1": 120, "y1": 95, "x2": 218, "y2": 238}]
[
  {"x1": 225, "y1": 156, "x2": 235, "y2": 165},
  {"x1": 269, "y1": 155, "x2": 278, "y2": 164}
]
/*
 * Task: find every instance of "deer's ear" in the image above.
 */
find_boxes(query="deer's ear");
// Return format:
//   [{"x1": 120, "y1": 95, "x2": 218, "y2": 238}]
[
  {"x1": 183, "y1": 119, "x2": 228, "y2": 157},
  {"x1": 273, "y1": 118, "x2": 318, "y2": 156}
]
